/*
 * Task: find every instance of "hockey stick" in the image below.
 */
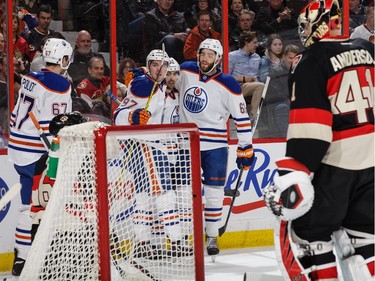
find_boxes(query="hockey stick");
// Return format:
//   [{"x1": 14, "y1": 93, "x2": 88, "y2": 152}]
[
  {"x1": 105, "y1": 90, "x2": 121, "y2": 105},
  {"x1": 251, "y1": 76, "x2": 270, "y2": 132},
  {"x1": 0, "y1": 183, "x2": 21, "y2": 210},
  {"x1": 28, "y1": 111, "x2": 51, "y2": 149},
  {"x1": 218, "y1": 167, "x2": 244, "y2": 237},
  {"x1": 145, "y1": 43, "x2": 166, "y2": 111}
]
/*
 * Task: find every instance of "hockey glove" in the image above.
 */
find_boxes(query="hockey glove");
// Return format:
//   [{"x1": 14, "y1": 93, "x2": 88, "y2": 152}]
[
  {"x1": 236, "y1": 145, "x2": 254, "y2": 170},
  {"x1": 128, "y1": 108, "x2": 151, "y2": 125},
  {"x1": 262, "y1": 157, "x2": 314, "y2": 221}
]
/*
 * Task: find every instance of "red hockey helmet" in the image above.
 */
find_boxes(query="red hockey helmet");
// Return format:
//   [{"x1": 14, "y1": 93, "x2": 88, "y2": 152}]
[{"x1": 298, "y1": 0, "x2": 349, "y2": 47}]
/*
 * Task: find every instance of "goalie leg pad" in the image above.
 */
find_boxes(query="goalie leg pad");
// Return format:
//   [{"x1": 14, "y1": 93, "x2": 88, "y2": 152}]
[
  {"x1": 204, "y1": 185, "x2": 224, "y2": 237},
  {"x1": 333, "y1": 228, "x2": 374, "y2": 280},
  {"x1": 275, "y1": 220, "x2": 338, "y2": 281},
  {"x1": 155, "y1": 190, "x2": 182, "y2": 241}
]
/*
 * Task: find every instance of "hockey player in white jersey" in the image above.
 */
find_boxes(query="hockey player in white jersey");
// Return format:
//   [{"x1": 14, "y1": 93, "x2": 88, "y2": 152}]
[
  {"x1": 8, "y1": 38, "x2": 73, "y2": 276},
  {"x1": 113, "y1": 49, "x2": 169, "y2": 125},
  {"x1": 163, "y1": 57, "x2": 180, "y2": 124},
  {"x1": 175, "y1": 38, "x2": 255, "y2": 258}
]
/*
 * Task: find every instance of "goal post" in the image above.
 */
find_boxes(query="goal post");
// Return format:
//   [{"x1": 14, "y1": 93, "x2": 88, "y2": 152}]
[{"x1": 20, "y1": 121, "x2": 205, "y2": 281}]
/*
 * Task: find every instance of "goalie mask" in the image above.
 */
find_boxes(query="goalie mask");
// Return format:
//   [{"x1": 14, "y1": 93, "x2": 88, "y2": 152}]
[
  {"x1": 49, "y1": 111, "x2": 88, "y2": 136},
  {"x1": 298, "y1": 0, "x2": 346, "y2": 47},
  {"x1": 43, "y1": 38, "x2": 73, "y2": 69}
]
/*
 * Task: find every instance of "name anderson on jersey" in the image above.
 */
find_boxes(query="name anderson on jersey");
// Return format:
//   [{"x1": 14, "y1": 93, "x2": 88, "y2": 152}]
[{"x1": 331, "y1": 49, "x2": 374, "y2": 72}]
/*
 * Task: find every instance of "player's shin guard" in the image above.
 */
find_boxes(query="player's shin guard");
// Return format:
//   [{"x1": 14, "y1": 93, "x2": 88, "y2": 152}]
[
  {"x1": 155, "y1": 190, "x2": 182, "y2": 241},
  {"x1": 14, "y1": 205, "x2": 32, "y2": 260},
  {"x1": 178, "y1": 185, "x2": 193, "y2": 238},
  {"x1": 275, "y1": 220, "x2": 338, "y2": 281},
  {"x1": 133, "y1": 192, "x2": 153, "y2": 243},
  {"x1": 203, "y1": 185, "x2": 224, "y2": 237}
]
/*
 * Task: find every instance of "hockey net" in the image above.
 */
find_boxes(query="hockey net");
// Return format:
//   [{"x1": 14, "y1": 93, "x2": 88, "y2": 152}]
[{"x1": 20, "y1": 121, "x2": 204, "y2": 281}]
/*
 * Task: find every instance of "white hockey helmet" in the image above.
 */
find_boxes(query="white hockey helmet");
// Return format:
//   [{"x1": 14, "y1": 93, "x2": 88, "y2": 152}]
[
  {"x1": 43, "y1": 38, "x2": 73, "y2": 70},
  {"x1": 198, "y1": 38, "x2": 223, "y2": 59},
  {"x1": 146, "y1": 49, "x2": 170, "y2": 72},
  {"x1": 167, "y1": 57, "x2": 180, "y2": 72},
  {"x1": 298, "y1": 0, "x2": 345, "y2": 47}
]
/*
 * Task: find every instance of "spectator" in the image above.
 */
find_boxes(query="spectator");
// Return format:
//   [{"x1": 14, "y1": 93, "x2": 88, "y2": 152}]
[
  {"x1": 349, "y1": 0, "x2": 366, "y2": 34},
  {"x1": 229, "y1": 9, "x2": 255, "y2": 51},
  {"x1": 26, "y1": 4, "x2": 64, "y2": 60},
  {"x1": 68, "y1": 30, "x2": 110, "y2": 88},
  {"x1": 228, "y1": 0, "x2": 248, "y2": 34},
  {"x1": 142, "y1": 0, "x2": 189, "y2": 63},
  {"x1": 185, "y1": 0, "x2": 222, "y2": 33},
  {"x1": 117, "y1": 57, "x2": 137, "y2": 85},
  {"x1": 184, "y1": 10, "x2": 221, "y2": 61},
  {"x1": 75, "y1": 56, "x2": 111, "y2": 118},
  {"x1": 18, "y1": 0, "x2": 41, "y2": 15},
  {"x1": 350, "y1": 5, "x2": 374, "y2": 42},
  {"x1": 1, "y1": 13, "x2": 31, "y2": 74},
  {"x1": 258, "y1": 33, "x2": 283, "y2": 83},
  {"x1": 228, "y1": 32, "x2": 264, "y2": 124},
  {"x1": 258, "y1": 44, "x2": 299, "y2": 138},
  {"x1": 116, "y1": 0, "x2": 155, "y2": 60},
  {"x1": 0, "y1": 32, "x2": 5, "y2": 57},
  {"x1": 253, "y1": 0, "x2": 298, "y2": 41}
]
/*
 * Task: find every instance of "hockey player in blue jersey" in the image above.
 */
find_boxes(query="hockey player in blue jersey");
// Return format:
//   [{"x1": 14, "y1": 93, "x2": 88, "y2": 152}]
[
  {"x1": 8, "y1": 38, "x2": 73, "y2": 276},
  {"x1": 175, "y1": 38, "x2": 255, "y2": 259}
]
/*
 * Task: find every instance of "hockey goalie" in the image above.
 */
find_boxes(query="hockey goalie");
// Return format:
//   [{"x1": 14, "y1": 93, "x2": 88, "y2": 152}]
[{"x1": 262, "y1": 0, "x2": 374, "y2": 280}]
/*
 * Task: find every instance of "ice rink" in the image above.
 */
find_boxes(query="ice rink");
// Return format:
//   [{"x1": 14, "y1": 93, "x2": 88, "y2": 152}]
[{"x1": 1, "y1": 246, "x2": 283, "y2": 281}]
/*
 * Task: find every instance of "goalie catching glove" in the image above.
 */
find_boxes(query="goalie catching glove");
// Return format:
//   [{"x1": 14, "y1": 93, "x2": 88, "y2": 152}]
[
  {"x1": 128, "y1": 108, "x2": 151, "y2": 125},
  {"x1": 236, "y1": 145, "x2": 254, "y2": 170},
  {"x1": 263, "y1": 157, "x2": 314, "y2": 221}
]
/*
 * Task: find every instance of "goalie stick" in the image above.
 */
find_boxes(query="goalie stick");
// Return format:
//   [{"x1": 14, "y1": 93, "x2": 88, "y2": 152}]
[
  {"x1": 218, "y1": 167, "x2": 244, "y2": 236},
  {"x1": 28, "y1": 111, "x2": 51, "y2": 149},
  {"x1": 0, "y1": 183, "x2": 22, "y2": 210},
  {"x1": 251, "y1": 76, "x2": 270, "y2": 132}
]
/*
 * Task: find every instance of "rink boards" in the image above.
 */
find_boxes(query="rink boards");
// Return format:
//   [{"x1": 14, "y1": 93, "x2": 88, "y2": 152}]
[{"x1": 0, "y1": 140, "x2": 286, "y2": 272}]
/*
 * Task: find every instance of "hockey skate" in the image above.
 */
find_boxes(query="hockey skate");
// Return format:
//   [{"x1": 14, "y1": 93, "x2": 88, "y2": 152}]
[
  {"x1": 12, "y1": 249, "x2": 25, "y2": 276},
  {"x1": 169, "y1": 240, "x2": 194, "y2": 257},
  {"x1": 133, "y1": 241, "x2": 164, "y2": 260},
  {"x1": 206, "y1": 236, "x2": 219, "y2": 262}
]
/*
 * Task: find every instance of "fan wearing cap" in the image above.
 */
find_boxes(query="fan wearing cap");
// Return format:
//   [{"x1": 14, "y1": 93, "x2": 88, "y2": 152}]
[
  {"x1": 262, "y1": 0, "x2": 374, "y2": 280},
  {"x1": 7, "y1": 38, "x2": 73, "y2": 276},
  {"x1": 175, "y1": 38, "x2": 254, "y2": 258},
  {"x1": 114, "y1": 49, "x2": 170, "y2": 126}
]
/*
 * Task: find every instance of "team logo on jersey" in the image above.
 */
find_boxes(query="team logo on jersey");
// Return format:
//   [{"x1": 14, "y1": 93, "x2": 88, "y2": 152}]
[
  {"x1": 183, "y1": 86, "x2": 208, "y2": 113},
  {"x1": 170, "y1": 105, "x2": 180, "y2": 124}
]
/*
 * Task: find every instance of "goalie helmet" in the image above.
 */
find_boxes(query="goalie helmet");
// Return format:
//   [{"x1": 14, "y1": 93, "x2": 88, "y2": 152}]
[
  {"x1": 298, "y1": 0, "x2": 345, "y2": 47},
  {"x1": 146, "y1": 49, "x2": 170, "y2": 72},
  {"x1": 167, "y1": 57, "x2": 180, "y2": 72},
  {"x1": 49, "y1": 111, "x2": 88, "y2": 136},
  {"x1": 43, "y1": 38, "x2": 73, "y2": 70}
]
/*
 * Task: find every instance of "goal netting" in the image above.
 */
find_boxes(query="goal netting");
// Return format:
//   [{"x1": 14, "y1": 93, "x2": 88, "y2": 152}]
[{"x1": 20, "y1": 121, "x2": 204, "y2": 281}]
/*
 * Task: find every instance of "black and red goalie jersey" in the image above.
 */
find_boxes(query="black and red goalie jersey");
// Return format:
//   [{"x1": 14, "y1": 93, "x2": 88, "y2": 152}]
[{"x1": 287, "y1": 38, "x2": 374, "y2": 172}]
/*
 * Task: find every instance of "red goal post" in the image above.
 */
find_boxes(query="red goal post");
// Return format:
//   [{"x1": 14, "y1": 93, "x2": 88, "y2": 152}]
[{"x1": 20, "y1": 121, "x2": 205, "y2": 281}]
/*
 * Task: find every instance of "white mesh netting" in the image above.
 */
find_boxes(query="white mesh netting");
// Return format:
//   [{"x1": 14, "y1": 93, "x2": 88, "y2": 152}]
[{"x1": 20, "y1": 121, "x2": 201, "y2": 281}]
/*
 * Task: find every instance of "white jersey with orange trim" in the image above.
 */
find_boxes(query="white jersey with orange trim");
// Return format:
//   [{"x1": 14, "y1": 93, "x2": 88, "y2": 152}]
[
  {"x1": 175, "y1": 61, "x2": 253, "y2": 151},
  {"x1": 113, "y1": 74, "x2": 167, "y2": 125},
  {"x1": 162, "y1": 89, "x2": 180, "y2": 124},
  {"x1": 8, "y1": 69, "x2": 72, "y2": 166}
]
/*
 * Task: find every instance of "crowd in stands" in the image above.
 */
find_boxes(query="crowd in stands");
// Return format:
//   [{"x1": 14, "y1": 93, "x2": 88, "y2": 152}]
[{"x1": 0, "y1": 0, "x2": 373, "y2": 143}]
